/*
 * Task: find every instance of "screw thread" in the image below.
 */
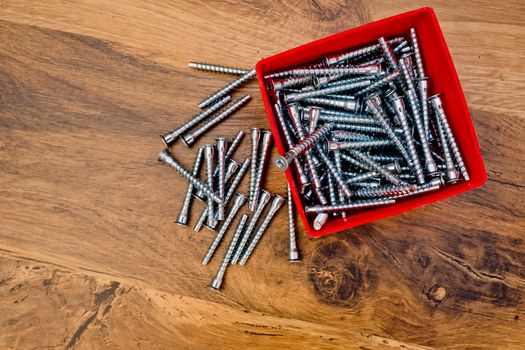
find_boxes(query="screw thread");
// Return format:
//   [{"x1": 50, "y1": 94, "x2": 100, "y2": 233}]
[
  {"x1": 355, "y1": 184, "x2": 417, "y2": 198},
  {"x1": 378, "y1": 37, "x2": 398, "y2": 70},
  {"x1": 225, "y1": 130, "x2": 245, "y2": 159},
  {"x1": 158, "y1": 150, "x2": 221, "y2": 204},
  {"x1": 303, "y1": 97, "x2": 358, "y2": 112},
  {"x1": 269, "y1": 64, "x2": 381, "y2": 79},
  {"x1": 355, "y1": 70, "x2": 401, "y2": 97},
  {"x1": 286, "y1": 80, "x2": 372, "y2": 103},
  {"x1": 270, "y1": 76, "x2": 313, "y2": 91},
  {"x1": 286, "y1": 185, "x2": 300, "y2": 261},
  {"x1": 198, "y1": 69, "x2": 256, "y2": 109},
  {"x1": 189, "y1": 62, "x2": 250, "y2": 76},
  {"x1": 176, "y1": 147, "x2": 205, "y2": 225},
  {"x1": 315, "y1": 146, "x2": 353, "y2": 198},
  {"x1": 346, "y1": 150, "x2": 403, "y2": 185},
  {"x1": 279, "y1": 124, "x2": 333, "y2": 167},
  {"x1": 409, "y1": 28, "x2": 425, "y2": 79},
  {"x1": 435, "y1": 111, "x2": 459, "y2": 182},
  {"x1": 306, "y1": 198, "x2": 395, "y2": 214},
  {"x1": 324, "y1": 37, "x2": 403, "y2": 65},
  {"x1": 250, "y1": 132, "x2": 273, "y2": 211}
]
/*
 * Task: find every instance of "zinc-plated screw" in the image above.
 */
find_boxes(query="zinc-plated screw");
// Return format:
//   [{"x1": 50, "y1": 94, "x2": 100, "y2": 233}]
[
  {"x1": 429, "y1": 94, "x2": 469, "y2": 181},
  {"x1": 161, "y1": 96, "x2": 231, "y2": 147},
  {"x1": 418, "y1": 77, "x2": 431, "y2": 141},
  {"x1": 392, "y1": 177, "x2": 444, "y2": 200},
  {"x1": 287, "y1": 184, "x2": 300, "y2": 262},
  {"x1": 216, "y1": 138, "x2": 227, "y2": 220},
  {"x1": 231, "y1": 190, "x2": 272, "y2": 264},
  {"x1": 306, "y1": 198, "x2": 395, "y2": 214},
  {"x1": 303, "y1": 113, "x2": 377, "y2": 126},
  {"x1": 316, "y1": 75, "x2": 372, "y2": 89},
  {"x1": 189, "y1": 62, "x2": 250, "y2": 76},
  {"x1": 345, "y1": 162, "x2": 399, "y2": 185},
  {"x1": 332, "y1": 124, "x2": 388, "y2": 134},
  {"x1": 409, "y1": 28, "x2": 425, "y2": 79},
  {"x1": 327, "y1": 172, "x2": 337, "y2": 206},
  {"x1": 346, "y1": 150, "x2": 404, "y2": 185},
  {"x1": 194, "y1": 158, "x2": 238, "y2": 201},
  {"x1": 331, "y1": 130, "x2": 375, "y2": 141},
  {"x1": 158, "y1": 149, "x2": 222, "y2": 204},
  {"x1": 182, "y1": 95, "x2": 251, "y2": 146},
  {"x1": 355, "y1": 70, "x2": 401, "y2": 97},
  {"x1": 285, "y1": 80, "x2": 372, "y2": 103},
  {"x1": 314, "y1": 145, "x2": 353, "y2": 198},
  {"x1": 434, "y1": 111, "x2": 459, "y2": 183},
  {"x1": 354, "y1": 184, "x2": 417, "y2": 198},
  {"x1": 209, "y1": 214, "x2": 249, "y2": 291},
  {"x1": 308, "y1": 107, "x2": 320, "y2": 133},
  {"x1": 390, "y1": 95, "x2": 426, "y2": 185},
  {"x1": 327, "y1": 139, "x2": 393, "y2": 151},
  {"x1": 368, "y1": 155, "x2": 403, "y2": 163},
  {"x1": 239, "y1": 195, "x2": 285, "y2": 266},
  {"x1": 202, "y1": 193, "x2": 246, "y2": 265},
  {"x1": 313, "y1": 213, "x2": 329, "y2": 230},
  {"x1": 378, "y1": 37, "x2": 398, "y2": 70},
  {"x1": 248, "y1": 128, "x2": 261, "y2": 212},
  {"x1": 198, "y1": 69, "x2": 255, "y2": 109},
  {"x1": 225, "y1": 130, "x2": 245, "y2": 159},
  {"x1": 324, "y1": 37, "x2": 404, "y2": 65},
  {"x1": 250, "y1": 131, "x2": 273, "y2": 211},
  {"x1": 204, "y1": 144, "x2": 216, "y2": 227},
  {"x1": 176, "y1": 147, "x2": 205, "y2": 226},
  {"x1": 303, "y1": 97, "x2": 359, "y2": 113},
  {"x1": 268, "y1": 76, "x2": 313, "y2": 92},
  {"x1": 275, "y1": 123, "x2": 333, "y2": 171},
  {"x1": 267, "y1": 64, "x2": 382, "y2": 79}
]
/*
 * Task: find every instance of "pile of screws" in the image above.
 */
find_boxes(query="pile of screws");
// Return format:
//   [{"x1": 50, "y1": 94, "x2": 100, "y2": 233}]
[
  {"x1": 265, "y1": 28, "x2": 469, "y2": 231},
  {"x1": 157, "y1": 63, "x2": 298, "y2": 291}
]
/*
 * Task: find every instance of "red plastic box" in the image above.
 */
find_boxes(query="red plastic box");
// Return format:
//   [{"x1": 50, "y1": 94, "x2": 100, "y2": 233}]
[{"x1": 256, "y1": 7, "x2": 486, "y2": 238}]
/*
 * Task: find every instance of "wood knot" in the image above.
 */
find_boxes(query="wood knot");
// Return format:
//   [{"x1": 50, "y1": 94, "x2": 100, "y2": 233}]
[
  {"x1": 427, "y1": 284, "x2": 447, "y2": 303},
  {"x1": 307, "y1": 240, "x2": 375, "y2": 307}
]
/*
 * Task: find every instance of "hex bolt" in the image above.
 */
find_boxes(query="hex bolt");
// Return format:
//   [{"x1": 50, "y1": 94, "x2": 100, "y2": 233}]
[
  {"x1": 266, "y1": 64, "x2": 382, "y2": 79},
  {"x1": 161, "y1": 96, "x2": 231, "y2": 147},
  {"x1": 158, "y1": 149, "x2": 222, "y2": 204},
  {"x1": 274, "y1": 103, "x2": 310, "y2": 191},
  {"x1": 434, "y1": 111, "x2": 459, "y2": 183},
  {"x1": 327, "y1": 139, "x2": 393, "y2": 151},
  {"x1": 204, "y1": 144, "x2": 216, "y2": 227},
  {"x1": 202, "y1": 193, "x2": 246, "y2": 265},
  {"x1": 378, "y1": 37, "x2": 398, "y2": 70},
  {"x1": 429, "y1": 94, "x2": 469, "y2": 181},
  {"x1": 303, "y1": 97, "x2": 359, "y2": 112},
  {"x1": 269, "y1": 76, "x2": 313, "y2": 92},
  {"x1": 313, "y1": 213, "x2": 329, "y2": 230},
  {"x1": 406, "y1": 87, "x2": 438, "y2": 174},
  {"x1": 306, "y1": 198, "x2": 395, "y2": 214},
  {"x1": 176, "y1": 146, "x2": 205, "y2": 226},
  {"x1": 225, "y1": 130, "x2": 245, "y2": 159},
  {"x1": 182, "y1": 95, "x2": 251, "y2": 147},
  {"x1": 198, "y1": 69, "x2": 255, "y2": 109},
  {"x1": 409, "y1": 28, "x2": 425, "y2": 79},
  {"x1": 323, "y1": 37, "x2": 403, "y2": 65},
  {"x1": 209, "y1": 214, "x2": 249, "y2": 291},
  {"x1": 188, "y1": 62, "x2": 250, "y2": 76},
  {"x1": 286, "y1": 184, "x2": 300, "y2": 261},
  {"x1": 346, "y1": 150, "x2": 404, "y2": 185},
  {"x1": 274, "y1": 123, "x2": 333, "y2": 171},
  {"x1": 248, "y1": 128, "x2": 262, "y2": 211},
  {"x1": 355, "y1": 70, "x2": 401, "y2": 97},
  {"x1": 284, "y1": 79, "x2": 371, "y2": 103},
  {"x1": 239, "y1": 195, "x2": 285, "y2": 266},
  {"x1": 418, "y1": 77, "x2": 432, "y2": 141},
  {"x1": 250, "y1": 131, "x2": 273, "y2": 211},
  {"x1": 365, "y1": 96, "x2": 412, "y2": 164},
  {"x1": 194, "y1": 158, "x2": 250, "y2": 232},
  {"x1": 390, "y1": 95, "x2": 426, "y2": 184},
  {"x1": 216, "y1": 137, "x2": 227, "y2": 220},
  {"x1": 354, "y1": 184, "x2": 417, "y2": 198},
  {"x1": 231, "y1": 190, "x2": 272, "y2": 264}
]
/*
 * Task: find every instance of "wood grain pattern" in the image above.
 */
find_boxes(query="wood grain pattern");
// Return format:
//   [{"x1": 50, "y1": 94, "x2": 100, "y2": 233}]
[{"x1": 0, "y1": 1, "x2": 524, "y2": 349}]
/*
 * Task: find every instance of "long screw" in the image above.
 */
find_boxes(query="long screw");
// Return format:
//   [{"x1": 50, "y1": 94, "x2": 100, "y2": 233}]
[
  {"x1": 225, "y1": 130, "x2": 245, "y2": 159},
  {"x1": 189, "y1": 62, "x2": 250, "y2": 76},
  {"x1": 239, "y1": 195, "x2": 285, "y2": 266},
  {"x1": 354, "y1": 184, "x2": 417, "y2": 198},
  {"x1": 250, "y1": 131, "x2": 273, "y2": 211},
  {"x1": 323, "y1": 37, "x2": 404, "y2": 65},
  {"x1": 161, "y1": 96, "x2": 231, "y2": 147},
  {"x1": 182, "y1": 95, "x2": 251, "y2": 147},
  {"x1": 303, "y1": 97, "x2": 359, "y2": 112},
  {"x1": 305, "y1": 198, "x2": 395, "y2": 214},
  {"x1": 355, "y1": 70, "x2": 401, "y2": 97},
  {"x1": 248, "y1": 128, "x2": 261, "y2": 211},
  {"x1": 345, "y1": 150, "x2": 403, "y2": 185},
  {"x1": 204, "y1": 145, "x2": 216, "y2": 227},
  {"x1": 158, "y1": 149, "x2": 222, "y2": 204},
  {"x1": 209, "y1": 214, "x2": 249, "y2": 291},
  {"x1": 285, "y1": 80, "x2": 372, "y2": 103},
  {"x1": 434, "y1": 111, "x2": 459, "y2": 183},
  {"x1": 202, "y1": 193, "x2": 246, "y2": 265},
  {"x1": 409, "y1": 28, "x2": 425, "y2": 79},
  {"x1": 274, "y1": 123, "x2": 333, "y2": 171},
  {"x1": 269, "y1": 76, "x2": 313, "y2": 92},
  {"x1": 266, "y1": 64, "x2": 381, "y2": 79},
  {"x1": 198, "y1": 69, "x2": 256, "y2": 109},
  {"x1": 176, "y1": 147, "x2": 204, "y2": 226},
  {"x1": 216, "y1": 137, "x2": 227, "y2": 220},
  {"x1": 327, "y1": 139, "x2": 393, "y2": 151},
  {"x1": 286, "y1": 184, "x2": 300, "y2": 261},
  {"x1": 231, "y1": 190, "x2": 272, "y2": 264}
]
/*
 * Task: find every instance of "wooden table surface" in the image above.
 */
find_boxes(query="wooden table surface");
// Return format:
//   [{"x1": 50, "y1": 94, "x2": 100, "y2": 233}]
[{"x1": 0, "y1": 1, "x2": 524, "y2": 349}]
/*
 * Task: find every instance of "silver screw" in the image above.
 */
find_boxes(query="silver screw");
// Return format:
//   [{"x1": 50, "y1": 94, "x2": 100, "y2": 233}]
[
  {"x1": 409, "y1": 28, "x2": 425, "y2": 79},
  {"x1": 266, "y1": 64, "x2": 382, "y2": 79},
  {"x1": 434, "y1": 111, "x2": 459, "y2": 183},
  {"x1": 269, "y1": 76, "x2": 313, "y2": 92},
  {"x1": 239, "y1": 195, "x2": 285, "y2": 266},
  {"x1": 390, "y1": 94, "x2": 426, "y2": 184},
  {"x1": 158, "y1": 149, "x2": 222, "y2": 204},
  {"x1": 248, "y1": 128, "x2": 261, "y2": 211},
  {"x1": 202, "y1": 193, "x2": 246, "y2": 265},
  {"x1": 308, "y1": 106, "x2": 320, "y2": 133},
  {"x1": 327, "y1": 139, "x2": 393, "y2": 151},
  {"x1": 182, "y1": 95, "x2": 251, "y2": 147},
  {"x1": 194, "y1": 158, "x2": 238, "y2": 201},
  {"x1": 225, "y1": 130, "x2": 245, "y2": 159},
  {"x1": 284, "y1": 80, "x2": 372, "y2": 103},
  {"x1": 250, "y1": 131, "x2": 273, "y2": 211},
  {"x1": 378, "y1": 37, "x2": 398, "y2": 71},
  {"x1": 209, "y1": 214, "x2": 249, "y2": 291},
  {"x1": 417, "y1": 77, "x2": 432, "y2": 141},
  {"x1": 287, "y1": 184, "x2": 300, "y2": 262},
  {"x1": 204, "y1": 144, "x2": 216, "y2": 227},
  {"x1": 429, "y1": 94, "x2": 469, "y2": 181},
  {"x1": 355, "y1": 70, "x2": 401, "y2": 97},
  {"x1": 302, "y1": 112, "x2": 377, "y2": 126},
  {"x1": 303, "y1": 97, "x2": 359, "y2": 112},
  {"x1": 354, "y1": 184, "x2": 417, "y2": 198},
  {"x1": 313, "y1": 213, "x2": 329, "y2": 230},
  {"x1": 306, "y1": 198, "x2": 395, "y2": 214},
  {"x1": 391, "y1": 177, "x2": 444, "y2": 200},
  {"x1": 345, "y1": 162, "x2": 399, "y2": 184},
  {"x1": 198, "y1": 69, "x2": 256, "y2": 109},
  {"x1": 231, "y1": 190, "x2": 272, "y2": 264},
  {"x1": 345, "y1": 150, "x2": 404, "y2": 185},
  {"x1": 314, "y1": 145, "x2": 353, "y2": 198},
  {"x1": 274, "y1": 123, "x2": 333, "y2": 171},
  {"x1": 176, "y1": 147, "x2": 205, "y2": 226},
  {"x1": 161, "y1": 96, "x2": 231, "y2": 147},
  {"x1": 216, "y1": 137, "x2": 227, "y2": 221},
  {"x1": 324, "y1": 37, "x2": 404, "y2": 65},
  {"x1": 188, "y1": 62, "x2": 250, "y2": 76}
]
